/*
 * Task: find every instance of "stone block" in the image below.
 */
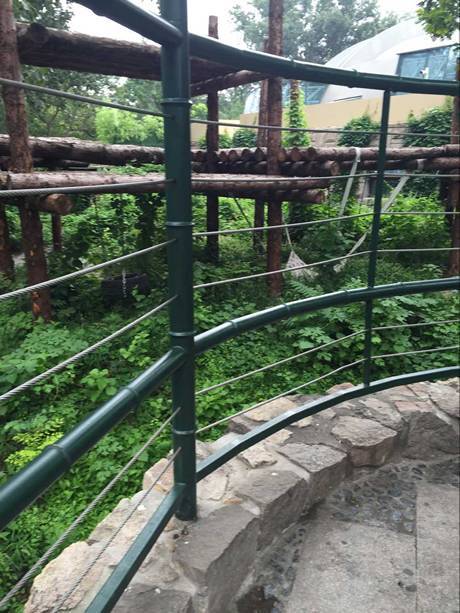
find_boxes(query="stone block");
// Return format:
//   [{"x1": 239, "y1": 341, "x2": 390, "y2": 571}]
[
  {"x1": 358, "y1": 397, "x2": 405, "y2": 431},
  {"x1": 331, "y1": 416, "x2": 398, "y2": 466},
  {"x1": 25, "y1": 542, "x2": 111, "y2": 612},
  {"x1": 278, "y1": 443, "x2": 348, "y2": 503},
  {"x1": 174, "y1": 505, "x2": 258, "y2": 612},
  {"x1": 240, "y1": 443, "x2": 277, "y2": 468},
  {"x1": 395, "y1": 400, "x2": 459, "y2": 458},
  {"x1": 143, "y1": 458, "x2": 174, "y2": 493},
  {"x1": 427, "y1": 382, "x2": 460, "y2": 419},
  {"x1": 114, "y1": 585, "x2": 194, "y2": 613},
  {"x1": 236, "y1": 470, "x2": 309, "y2": 549},
  {"x1": 249, "y1": 397, "x2": 297, "y2": 422}
]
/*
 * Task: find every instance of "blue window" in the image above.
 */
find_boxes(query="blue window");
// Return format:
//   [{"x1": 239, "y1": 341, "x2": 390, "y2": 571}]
[{"x1": 397, "y1": 45, "x2": 457, "y2": 81}]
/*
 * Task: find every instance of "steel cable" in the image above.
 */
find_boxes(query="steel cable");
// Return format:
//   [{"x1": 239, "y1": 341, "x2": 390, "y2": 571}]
[
  {"x1": 51, "y1": 448, "x2": 181, "y2": 613},
  {"x1": 0, "y1": 179, "x2": 172, "y2": 199},
  {"x1": 0, "y1": 240, "x2": 173, "y2": 302},
  {"x1": 197, "y1": 359, "x2": 364, "y2": 433},
  {"x1": 194, "y1": 251, "x2": 370, "y2": 290},
  {"x1": 0, "y1": 77, "x2": 166, "y2": 117},
  {"x1": 0, "y1": 297, "x2": 176, "y2": 403},
  {"x1": 0, "y1": 411, "x2": 179, "y2": 611},
  {"x1": 196, "y1": 330, "x2": 365, "y2": 396}
]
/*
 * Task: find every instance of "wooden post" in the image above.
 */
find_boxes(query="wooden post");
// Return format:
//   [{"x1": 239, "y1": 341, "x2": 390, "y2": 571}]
[
  {"x1": 254, "y1": 38, "x2": 269, "y2": 253},
  {"x1": 266, "y1": 0, "x2": 284, "y2": 297},
  {"x1": 448, "y1": 58, "x2": 459, "y2": 277},
  {"x1": 0, "y1": 204, "x2": 14, "y2": 279},
  {"x1": 205, "y1": 15, "x2": 219, "y2": 263},
  {"x1": 52, "y1": 214, "x2": 62, "y2": 252},
  {"x1": 0, "y1": 0, "x2": 52, "y2": 320}
]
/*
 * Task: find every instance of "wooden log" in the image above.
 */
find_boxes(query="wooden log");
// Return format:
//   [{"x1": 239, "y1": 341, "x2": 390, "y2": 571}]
[
  {"x1": 1, "y1": 2, "x2": 51, "y2": 319},
  {"x1": 0, "y1": 134, "x2": 165, "y2": 165},
  {"x1": 51, "y1": 213, "x2": 62, "y2": 251},
  {"x1": 205, "y1": 16, "x2": 219, "y2": 264},
  {"x1": 266, "y1": 0, "x2": 284, "y2": 297},
  {"x1": 36, "y1": 193, "x2": 73, "y2": 215},
  {"x1": 305, "y1": 144, "x2": 460, "y2": 162},
  {"x1": 1, "y1": 171, "x2": 330, "y2": 194},
  {"x1": 16, "y1": 22, "x2": 256, "y2": 95},
  {"x1": 0, "y1": 203, "x2": 14, "y2": 279},
  {"x1": 190, "y1": 70, "x2": 266, "y2": 97},
  {"x1": 406, "y1": 157, "x2": 460, "y2": 171},
  {"x1": 448, "y1": 59, "x2": 460, "y2": 277}
]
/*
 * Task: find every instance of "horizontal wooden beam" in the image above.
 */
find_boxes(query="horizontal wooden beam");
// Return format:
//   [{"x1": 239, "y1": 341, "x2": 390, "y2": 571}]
[{"x1": 16, "y1": 22, "x2": 263, "y2": 95}]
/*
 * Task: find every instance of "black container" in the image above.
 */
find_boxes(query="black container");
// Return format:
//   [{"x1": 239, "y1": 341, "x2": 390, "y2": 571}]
[{"x1": 101, "y1": 272, "x2": 150, "y2": 302}]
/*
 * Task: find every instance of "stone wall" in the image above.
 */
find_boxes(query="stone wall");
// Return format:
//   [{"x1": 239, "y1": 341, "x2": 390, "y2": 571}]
[{"x1": 25, "y1": 379, "x2": 459, "y2": 613}]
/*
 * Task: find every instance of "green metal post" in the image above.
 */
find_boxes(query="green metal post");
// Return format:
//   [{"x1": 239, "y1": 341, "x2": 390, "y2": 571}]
[
  {"x1": 160, "y1": 0, "x2": 196, "y2": 520},
  {"x1": 363, "y1": 89, "x2": 391, "y2": 386}
]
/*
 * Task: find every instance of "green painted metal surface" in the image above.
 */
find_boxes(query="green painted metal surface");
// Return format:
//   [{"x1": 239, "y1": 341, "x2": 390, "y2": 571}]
[{"x1": 363, "y1": 89, "x2": 392, "y2": 386}]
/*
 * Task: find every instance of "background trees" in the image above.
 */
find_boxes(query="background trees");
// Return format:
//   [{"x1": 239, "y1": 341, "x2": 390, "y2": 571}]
[{"x1": 231, "y1": 0, "x2": 398, "y2": 64}]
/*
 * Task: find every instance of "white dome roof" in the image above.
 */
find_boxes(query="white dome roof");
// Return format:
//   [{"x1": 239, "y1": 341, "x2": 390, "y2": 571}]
[
  {"x1": 243, "y1": 18, "x2": 458, "y2": 113},
  {"x1": 322, "y1": 17, "x2": 458, "y2": 102}
]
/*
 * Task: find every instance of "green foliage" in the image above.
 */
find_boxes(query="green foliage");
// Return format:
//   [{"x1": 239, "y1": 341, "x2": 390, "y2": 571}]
[
  {"x1": 95, "y1": 108, "x2": 164, "y2": 146},
  {"x1": 283, "y1": 80, "x2": 311, "y2": 148},
  {"x1": 231, "y1": 128, "x2": 257, "y2": 147},
  {"x1": 191, "y1": 102, "x2": 208, "y2": 120},
  {"x1": 231, "y1": 0, "x2": 398, "y2": 63},
  {"x1": 338, "y1": 112, "x2": 380, "y2": 147},
  {"x1": 403, "y1": 102, "x2": 453, "y2": 147},
  {"x1": 198, "y1": 132, "x2": 233, "y2": 149},
  {"x1": 1, "y1": 189, "x2": 458, "y2": 609},
  {"x1": 417, "y1": 0, "x2": 460, "y2": 39}
]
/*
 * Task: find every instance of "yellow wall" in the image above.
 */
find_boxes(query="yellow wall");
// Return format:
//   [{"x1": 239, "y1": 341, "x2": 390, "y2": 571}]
[
  {"x1": 191, "y1": 120, "x2": 240, "y2": 145},
  {"x1": 239, "y1": 93, "x2": 448, "y2": 130}
]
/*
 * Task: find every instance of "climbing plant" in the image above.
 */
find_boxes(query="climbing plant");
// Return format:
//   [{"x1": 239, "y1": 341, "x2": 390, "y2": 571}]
[{"x1": 338, "y1": 112, "x2": 380, "y2": 147}]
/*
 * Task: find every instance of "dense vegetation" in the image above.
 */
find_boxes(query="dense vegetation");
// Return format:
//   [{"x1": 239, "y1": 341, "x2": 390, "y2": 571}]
[{"x1": 1, "y1": 176, "x2": 458, "y2": 608}]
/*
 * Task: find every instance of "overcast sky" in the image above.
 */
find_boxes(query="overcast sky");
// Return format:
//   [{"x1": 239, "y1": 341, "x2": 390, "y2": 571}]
[{"x1": 71, "y1": 0, "x2": 418, "y2": 46}]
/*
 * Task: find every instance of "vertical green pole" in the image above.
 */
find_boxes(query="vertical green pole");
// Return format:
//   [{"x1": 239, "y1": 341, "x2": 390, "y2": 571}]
[
  {"x1": 363, "y1": 89, "x2": 391, "y2": 386},
  {"x1": 160, "y1": 0, "x2": 196, "y2": 520}
]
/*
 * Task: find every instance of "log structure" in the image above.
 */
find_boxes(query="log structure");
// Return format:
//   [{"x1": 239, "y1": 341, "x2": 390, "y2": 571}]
[
  {"x1": 205, "y1": 16, "x2": 219, "y2": 263},
  {"x1": 1, "y1": 136, "x2": 457, "y2": 173},
  {"x1": 266, "y1": 0, "x2": 284, "y2": 297},
  {"x1": 0, "y1": 1, "x2": 52, "y2": 320},
  {"x1": 254, "y1": 38, "x2": 270, "y2": 252},
  {"x1": 16, "y1": 22, "x2": 265, "y2": 97},
  {"x1": 0, "y1": 171, "x2": 329, "y2": 201}
]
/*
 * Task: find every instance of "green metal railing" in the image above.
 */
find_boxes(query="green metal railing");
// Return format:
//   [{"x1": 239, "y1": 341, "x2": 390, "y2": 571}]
[{"x1": 0, "y1": 0, "x2": 458, "y2": 611}]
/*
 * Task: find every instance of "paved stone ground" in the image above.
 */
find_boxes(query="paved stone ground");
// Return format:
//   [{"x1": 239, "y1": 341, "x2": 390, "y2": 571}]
[{"x1": 242, "y1": 456, "x2": 459, "y2": 612}]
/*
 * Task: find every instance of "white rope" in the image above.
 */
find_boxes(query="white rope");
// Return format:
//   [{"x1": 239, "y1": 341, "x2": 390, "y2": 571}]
[
  {"x1": 52, "y1": 448, "x2": 181, "y2": 613},
  {"x1": 197, "y1": 359, "x2": 364, "y2": 433},
  {"x1": 0, "y1": 240, "x2": 173, "y2": 302},
  {"x1": 334, "y1": 173, "x2": 412, "y2": 273},
  {"x1": 0, "y1": 410, "x2": 179, "y2": 610},
  {"x1": 0, "y1": 297, "x2": 175, "y2": 403},
  {"x1": 339, "y1": 147, "x2": 361, "y2": 215}
]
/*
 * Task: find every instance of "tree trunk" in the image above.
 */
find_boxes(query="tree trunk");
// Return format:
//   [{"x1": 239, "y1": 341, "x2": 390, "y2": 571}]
[
  {"x1": 52, "y1": 214, "x2": 62, "y2": 251},
  {"x1": 266, "y1": 0, "x2": 284, "y2": 297},
  {"x1": 448, "y1": 58, "x2": 460, "y2": 277},
  {"x1": 253, "y1": 38, "x2": 269, "y2": 253},
  {"x1": 0, "y1": 203, "x2": 14, "y2": 279},
  {"x1": 0, "y1": 0, "x2": 51, "y2": 320},
  {"x1": 205, "y1": 16, "x2": 219, "y2": 264}
]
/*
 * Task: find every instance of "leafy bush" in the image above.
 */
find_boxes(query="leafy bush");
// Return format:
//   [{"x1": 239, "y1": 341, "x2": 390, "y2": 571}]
[
  {"x1": 403, "y1": 101, "x2": 453, "y2": 147},
  {"x1": 338, "y1": 112, "x2": 380, "y2": 147},
  {"x1": 95, "y1": 107, "x2": 164, "y2": 146},
  {"x1": 283, "y1": 79, "x2": 311, "y2": 148},
  {"x1": 197, "y1": 131, "x2": 233, "y2": 149},
  {"x1": 231, "y1": 128, "x2": 257, "y2": 148}
]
